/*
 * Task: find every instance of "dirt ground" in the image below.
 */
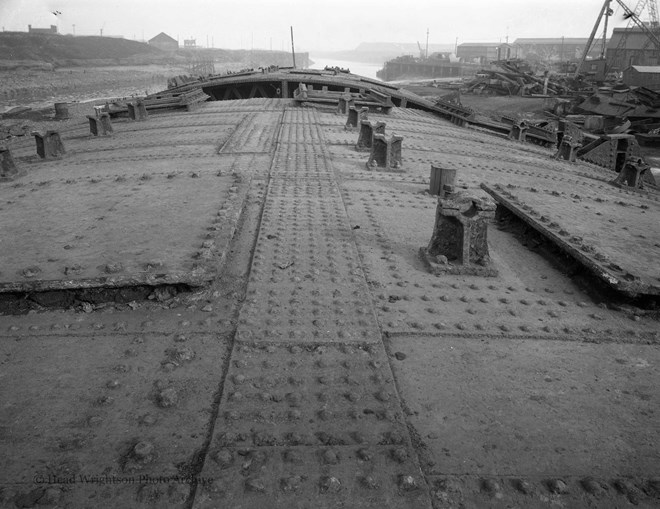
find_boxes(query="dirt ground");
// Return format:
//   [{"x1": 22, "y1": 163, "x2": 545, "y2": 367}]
[
  {"x1": 459, "y1": 94, "x2": 547, "y2": 117},
  {"x1": 0, "y1": 62, "x2": 253, "y2": 141},
  {"x1": 0, "y1": 65, "x2": 180, "y2": 111},
  {"x1": 0, "y1": 62, "x2": 263, "y2": 113},
  {"x1": 402, "y1": 82, "x2": 548, "y2": 118}
]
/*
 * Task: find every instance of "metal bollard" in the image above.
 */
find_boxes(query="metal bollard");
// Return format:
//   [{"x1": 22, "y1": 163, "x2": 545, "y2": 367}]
[
  {"x1": 422, "y1": 187, "x2": 497, "y2": 276},
  {"x1": 100, "y1": 113, "x2": 114, "y2": 134},
  {"x1": 509, "y1": 120, "x2": 528, "y2": 142},
  {"x1": 54, "y1": 102, "x2": 70, "y2": 120},
  {"x1": 611, "y1": 157, "x2": 650, "y2": 189},
  {"x1": 429, "y1": 165, "x2": 457, "y2": 197},
  {"x1": 127, "y1": 99, "x2": 148, "y2": 121},
  {"x1": 356, "y1": 120, "x2": 386, "y2": 152},
  {"x1": 33, "y1": 130, "x2": 65, "y2": 159},
  {"x1": 554, "y1": 135, "x2": 580, "y2": 162},
  {"x1": 0, "y1": 146, "x2": 24, "y2": 180},
  {"x1": 367, "y1": 133, "x2": 403, "y2": 171},
  {"x1": 345, "y1": 106, "x2": 369, "y2": 130},
  {"x1": 87, "y1": 113, "x2": 113, "y2": 136},
  {"x1": 337, "y1": 93, "x2": 354, "y2": 115}
]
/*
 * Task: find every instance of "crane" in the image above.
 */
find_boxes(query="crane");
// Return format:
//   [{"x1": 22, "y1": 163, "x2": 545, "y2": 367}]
[
  {"x1": 639, "y1": 0, "x2": 660, "y2": 51},
  {"x1": 575, "y1": 0, "x2": 660, "y2": 77},
  {"x1": 610, "y1": 0, "x2": 660, "y2": 71},
  {"x1": 417, "y1": 30, "x2": 430, "y2": 60},
  {"x1": 607, "y1": 0, "x2": 650, "y2": 72},
  {"x1": 575, "y1": 0, "x2": 613, "y2": 77}
]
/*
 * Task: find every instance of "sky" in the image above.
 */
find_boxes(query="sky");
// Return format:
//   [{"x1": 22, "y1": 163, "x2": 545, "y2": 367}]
[{"x1": 0, "y1": 0, "x2": 648, "y2": 51}]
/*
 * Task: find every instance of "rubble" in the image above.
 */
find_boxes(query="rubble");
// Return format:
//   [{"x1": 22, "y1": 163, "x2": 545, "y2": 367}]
[
  {"x1": 103, "y1": 87, "x2": 210, "y2": 117},
  {"x1": 464, "y1": 59, "x2": 587, "y2": 97}
]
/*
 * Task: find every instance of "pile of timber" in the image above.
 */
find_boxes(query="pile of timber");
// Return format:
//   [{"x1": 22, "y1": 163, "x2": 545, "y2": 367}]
[
  {"x1": 167, "y1": 75, "x2": 201, "y2": 89},
  {"x1": 105, "y1": 87, "x2": 210, "y2": 117},
  {"x1": 465, "y1": 60, "x2": 578, "y2": 97},
  {"x1": 293, "y1": 83, "x2": 394, "y2": 111}
]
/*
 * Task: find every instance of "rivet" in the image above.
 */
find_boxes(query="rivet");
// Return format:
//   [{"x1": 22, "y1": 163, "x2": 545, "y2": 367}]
[{"x1": 546, "y1": 479, "x2": 569, "y2": 494}]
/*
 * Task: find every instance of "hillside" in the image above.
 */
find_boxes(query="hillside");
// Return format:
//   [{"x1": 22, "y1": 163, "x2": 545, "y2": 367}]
[
  {"x1": 0, "y1": 32, "x2": 163, "y2": 65},
  {"x1": 0, "y1": 32, "x2": 307, "y2": 70}
]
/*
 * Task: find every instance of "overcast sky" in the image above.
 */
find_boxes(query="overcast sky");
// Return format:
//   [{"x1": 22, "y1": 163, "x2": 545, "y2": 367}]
[{"x1": 0, "y1": 0, "x2": 647, "y2": 51}]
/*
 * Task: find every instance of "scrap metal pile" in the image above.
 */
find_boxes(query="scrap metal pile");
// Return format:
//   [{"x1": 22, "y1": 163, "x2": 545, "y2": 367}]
[
  {"x1": 574, "y1": 86, "x2": 660, "y2": 144},
  {"x1": 465, "y1": 59, "x2": 587, "y2": 97},
  {"x1": 103, "y1": 87, "x2": 210, "y2": 117},
  {"x1": 544, "y1": 86, "x2": 660, "y2": 154}
]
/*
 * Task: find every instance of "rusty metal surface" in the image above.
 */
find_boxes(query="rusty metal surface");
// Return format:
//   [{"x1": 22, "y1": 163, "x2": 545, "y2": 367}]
[
  {"x1": 236, "y1": 108, "x2": 381, "y2": 343},
  {"x1": 0, "y1": 106, "x2": 275, "y2": 293},
  {"x1": 0, "y1": 331, "x2": 231, "y2": 504},
  {"x1": 393, "y1": 336, "x2": 660, "y2": 508},
  {"x1": 1, "y1": 94, "x2": 660, "y2": 509},
  {"x1": 195, "y1": 105, "x2": 429, "y2": 507},
  {"x1": 328, "y1": 110, "x2": 660, "y2": 338},
  {"x1": 339, "y1": 180, "x2": 655, "y2": 339},
  {"x1": 219, "y1": 111, "x2": 282, "y2": 154},
  {"x1": 195, "y1": 343, "x2": 429, "y2": 509}
]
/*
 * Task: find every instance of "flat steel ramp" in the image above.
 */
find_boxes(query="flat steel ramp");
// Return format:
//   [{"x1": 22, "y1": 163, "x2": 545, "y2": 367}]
[{"x1": 483, "y1": 182, "x2": 660, "y2": 297}]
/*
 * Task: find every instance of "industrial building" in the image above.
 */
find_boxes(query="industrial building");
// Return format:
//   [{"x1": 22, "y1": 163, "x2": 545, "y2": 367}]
[
  {"x1": 148, "y1": 32, "x2": 178, "y2": 52},
  {"x1": 623, "y1": 64, "x2": 660, "y2": 89},
  {"x1": 512, "y1": 38, "x2": 603, "y2": 62},
  {"x1": 27, "y1": 25, "x2": 58, "y2": 35},
  {"x1": 456, "y1": 42, "x2": 512, "y2": 63},
  {"x1": 606, "y1": 26, "x2": 660, "y2": 71}
]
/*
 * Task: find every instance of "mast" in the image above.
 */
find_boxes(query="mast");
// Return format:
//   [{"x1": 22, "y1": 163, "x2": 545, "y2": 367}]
[
  {"x1": 601, "y1": 1, "x2": 611, "y2": 58},
  {"x1": 290, "y1": 26, "x2": 296, "y2": 68}
]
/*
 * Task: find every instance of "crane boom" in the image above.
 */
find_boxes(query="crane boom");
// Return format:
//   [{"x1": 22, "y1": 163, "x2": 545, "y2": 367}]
[
  {"x1": 615, "y1": 0, "x2": 660, "y2": 50},
  {"x1": 648, "y1": 0, "x2": 659, "y2": 26},
  {"x1": 606, "y1": 0, "x2": 660, "y2": 72},
  {"x1": 640, "y1": 0, "x2": 660, "y2": 51},
  {"x1": 575, "y1": 0, "x2": 612, "y2": 77},
  {"x1": 608, "y1": 0, "x2": 648, "y2": 72},
  {"x1": 577, "y1": 0, "x2": 660, "y2": 77}
]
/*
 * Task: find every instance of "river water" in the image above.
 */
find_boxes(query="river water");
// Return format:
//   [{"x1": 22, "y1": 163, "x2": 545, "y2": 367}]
[{"x1": 307, "y1": 57, "x2": 383, "y2": 80}]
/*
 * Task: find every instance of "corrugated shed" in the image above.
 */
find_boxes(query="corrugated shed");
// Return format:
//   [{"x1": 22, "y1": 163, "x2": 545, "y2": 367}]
[
  {"x1": 458, "y1": 42, "x2": 506, "y2": 48},
  {"x1": 631, "y1": 65, "x2": 660, "y2": 73}
]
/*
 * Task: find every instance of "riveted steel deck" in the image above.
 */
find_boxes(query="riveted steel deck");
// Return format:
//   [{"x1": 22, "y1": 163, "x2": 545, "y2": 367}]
[
  {"x1": 195, "y1": 343, "x2": 429, "y2": 508},
  {"x1": 235, "y1": 108, "x2": 381, "y2": 343},
  {"x1": 1, "y1": 95, "x2": 659, "y2": 509},
  {"x1": 0, "y1": 107, "x2": 275, "y2": 294},
  {"x1": 0, "y1": 331, "x2": 231, "y2": 505}
]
